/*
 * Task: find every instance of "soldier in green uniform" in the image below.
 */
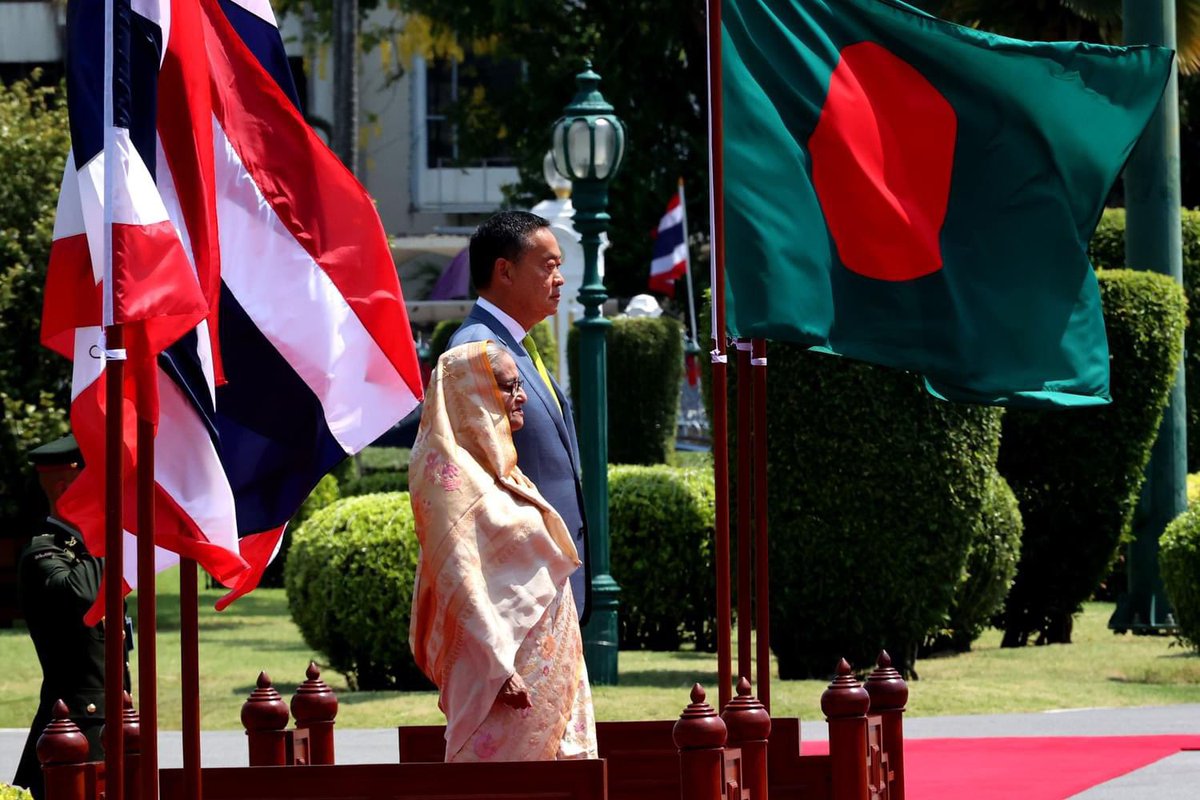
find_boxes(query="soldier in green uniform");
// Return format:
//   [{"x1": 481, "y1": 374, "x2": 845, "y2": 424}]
[{"x1": 12, "y1": 434, "x2": 128, "y2": 800}]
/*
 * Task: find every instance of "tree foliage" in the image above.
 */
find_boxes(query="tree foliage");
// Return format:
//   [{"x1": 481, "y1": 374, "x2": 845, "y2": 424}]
[{"x1": 0, "y1": 75, "x2": 72, "y2": 537}]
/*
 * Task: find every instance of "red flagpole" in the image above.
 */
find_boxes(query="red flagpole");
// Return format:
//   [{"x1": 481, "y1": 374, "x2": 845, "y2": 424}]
[
  {"x1": 103, "y1": 326, "x2": 125, "y2": 800},
  {"x1": 181, "y1": 559, "x2": 202, "y2": 800},
  {"x1": 736, "y1": 339, "x2": 753, "y2": 685},
  {"x1": 137, "y1": 416, "x2": 159, "y2": 799},
  {"x1": 752, "y1": 338, "x2": 770, "y2": 712},
  {"x1": 706, "y1": 0, "x2": 733, "y2": 711}
]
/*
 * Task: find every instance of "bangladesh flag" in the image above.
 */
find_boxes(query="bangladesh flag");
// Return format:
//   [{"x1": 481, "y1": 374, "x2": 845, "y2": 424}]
[{"x1": 722, "y1": 0, "x2": 1173, "y2": 406}]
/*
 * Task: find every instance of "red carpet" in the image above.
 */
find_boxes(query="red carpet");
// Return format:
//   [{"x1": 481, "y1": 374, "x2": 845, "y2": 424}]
[{"x1": 802, "y1": 735, "x2": 1200, "y2": 799}]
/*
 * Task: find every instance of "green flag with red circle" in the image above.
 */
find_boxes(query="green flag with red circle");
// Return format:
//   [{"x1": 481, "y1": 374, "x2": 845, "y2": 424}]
[{"x1": 722, "y1": 0, "x2": 1173, "y2": 407}]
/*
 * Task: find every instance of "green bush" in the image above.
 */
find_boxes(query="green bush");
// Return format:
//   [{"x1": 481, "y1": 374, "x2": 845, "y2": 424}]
[
  {"x1": 1160, "y1": 505, "x2": 1200, "y2": 652},
  {"x1": 997, "y1": 270, "x2": 1186, "y2": 645},
  {"x1": 699, "y1": 300, "x2": 1003, "y2": 677},
  {"x1": 341, "y1": 470, "x2": 408, "y2": 497},
  {"x1": 259, "y1": 473, "x2": 340, "y2": 589},
  {"x1": 609, "y1": 464, "x2": 715, "y2": 651},
  {"x1": 428, "y1": 318, "x2": 557, "y2": 377},
  {"x1": 0, "y1": 783, "x2": 33, "y2": 799},
  {"x1": 285, "y1": 493, "x2": 428, "y2": 690},
  {"x1": 1090, "y1": 209, "x2": 1200, "y2": 470},
  {"x1": 0, "y1": 76, "x2": 72, "y2": 558},
  {"x1": 569, "y1": 316, "x2": 683, "y2": 465},
  {"x1": 926, "y1": 471, "x2": 1023, "y2": 653}
]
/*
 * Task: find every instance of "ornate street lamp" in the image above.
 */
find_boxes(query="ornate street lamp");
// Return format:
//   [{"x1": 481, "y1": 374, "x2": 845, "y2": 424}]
[{"x1": 551, "y1": 61, "x2": 625, "y2": 685}]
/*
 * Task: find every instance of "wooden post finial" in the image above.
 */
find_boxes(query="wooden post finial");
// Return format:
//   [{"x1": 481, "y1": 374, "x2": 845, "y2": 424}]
[
  {"x1": 673, "y1": 683, "x2": 728, "y2": 750},
  {"x1": 821, "y1": 659, "x2": 870, "y2": 720},
  {"x1": 865, "y1": 650, "x2": 909, "y2": 712},
  {"x1": 291, "y1": 661, "x2": 338, "y2": 726},
  {"x1": 722, "y1": 677, "x2": 771, "y2": 743},
  {"x1": 241, "y1": 671, "x2": 290, "y2": 732},
  {"x1": 37, "y1": 700, "x2": 90, "y2": 766}
]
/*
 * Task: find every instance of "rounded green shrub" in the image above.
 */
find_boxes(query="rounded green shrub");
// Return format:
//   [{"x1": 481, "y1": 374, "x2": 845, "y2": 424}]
[
  {"x1": 926, "y1": 471, "x2": 1023, "y2": 653},
  {"x1": 609, "y1": 464, "x2": 715, "y2": 651},
  {"x1": 1091, "y1": 209, "x2": 1200, "y2": 470},
  {"x1": 569, "y1": 316, "x2": 683, "y2": 465},
  {"x1": 1161, "y1": 506, "x2": 1200, "y2": 653},
  {"x1": 285, "y1": 492, "x2": 428, "y2": 690},
  {"x1": 997, "y1": 269, "x2": 1186, "y2": 645},
  {"x1": 0, "y1": 784, "x2": 33, "y2": 799}
]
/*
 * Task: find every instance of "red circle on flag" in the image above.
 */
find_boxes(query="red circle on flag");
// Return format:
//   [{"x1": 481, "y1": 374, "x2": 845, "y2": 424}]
[{"x1": 809, "y1": 42, "x2": 957, "y2": 282}]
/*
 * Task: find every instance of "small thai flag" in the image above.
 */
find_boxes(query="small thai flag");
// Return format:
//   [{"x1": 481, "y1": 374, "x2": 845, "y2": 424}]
[{"x1": 649, "y1": 182, "x2": 689, "y2": 296}]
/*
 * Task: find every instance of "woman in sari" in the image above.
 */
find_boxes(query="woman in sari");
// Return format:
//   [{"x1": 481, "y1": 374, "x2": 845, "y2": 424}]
[{"x1": 408, "y1": 340, "x2": 597, "y2": 762}]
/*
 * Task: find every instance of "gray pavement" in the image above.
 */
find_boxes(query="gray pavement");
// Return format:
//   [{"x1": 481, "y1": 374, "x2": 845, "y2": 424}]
[{"x1": 3, "y1": 705, "x2": 1197, "y2": 797}]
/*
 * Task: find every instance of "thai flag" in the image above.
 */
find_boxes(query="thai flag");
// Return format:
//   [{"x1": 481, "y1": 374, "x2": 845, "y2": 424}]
[
  {"x1": 649, "y1": 185, "x2": 689, "y2": 296},
  {"x1": 41, "y1": 0, "x2": 423, "y2": 613}
]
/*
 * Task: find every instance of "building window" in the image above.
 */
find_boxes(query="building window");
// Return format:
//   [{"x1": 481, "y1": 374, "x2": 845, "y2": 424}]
[{"x1": 423, "y1": 53, "x2": 520, "y2": 170}]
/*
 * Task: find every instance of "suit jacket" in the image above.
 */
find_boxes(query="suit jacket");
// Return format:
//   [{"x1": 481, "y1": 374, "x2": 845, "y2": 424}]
[{"x1": 448, "y1": 304, "x2": 591, "y2": 624}]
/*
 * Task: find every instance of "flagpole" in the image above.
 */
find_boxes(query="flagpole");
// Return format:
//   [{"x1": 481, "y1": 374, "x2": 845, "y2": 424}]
[
  {"x1": 136, "y1": 418, "x2": 159, "y2": 800},
  {"x1": 181, "y1": 559, "x2": 202, "y2": 800},
  {"x1": 736, "y1": 339, "x2": 753, "y2": 685},
  {"x1": 103, "y1": 0, "x2": 126, "y2": 796},
  {"x1": 705, "y1": 0, "x2": 733, "y2": 710},
  {"x1": 678, "y1": 178, "x2": 700, "y2": 350},
  {"x1": 752, "y1": 337, "x2": 770, "y2": 712}
]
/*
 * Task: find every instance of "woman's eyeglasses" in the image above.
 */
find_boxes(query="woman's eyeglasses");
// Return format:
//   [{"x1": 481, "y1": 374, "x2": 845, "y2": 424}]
[{"x1": 499, "y1": 376, "x2": 523, "y2": 398}]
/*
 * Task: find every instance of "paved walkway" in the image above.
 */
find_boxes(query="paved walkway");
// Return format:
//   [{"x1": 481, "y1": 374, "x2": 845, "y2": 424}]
[{"x1": 3, "y1": 705, "x2": 1197, "y2": 798}]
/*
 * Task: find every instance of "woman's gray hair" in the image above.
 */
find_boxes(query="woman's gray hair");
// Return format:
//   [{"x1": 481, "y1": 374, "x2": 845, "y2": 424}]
[{"x1": 484, "y1": 341, "x2": 512, "y2": 375}]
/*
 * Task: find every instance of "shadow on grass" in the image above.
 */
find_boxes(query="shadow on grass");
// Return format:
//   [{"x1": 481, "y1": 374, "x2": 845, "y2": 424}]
[
  {"x1": 613, "y1": 669, "x2": 720, "y2": 688},
  {"x1": 132, "y1": 592, "x2": 290, "y2": 631}
]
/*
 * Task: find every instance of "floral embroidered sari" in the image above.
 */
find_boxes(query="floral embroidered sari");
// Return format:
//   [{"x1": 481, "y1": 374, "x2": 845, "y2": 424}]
[{"x1": 408, "y1": 341, "x2": 598, "y2": 762}]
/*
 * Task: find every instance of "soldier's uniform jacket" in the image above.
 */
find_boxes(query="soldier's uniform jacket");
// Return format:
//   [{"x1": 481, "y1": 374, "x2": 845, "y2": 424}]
[{"x1": 13, "y1": 517, "x2": 110, "y2": 798}]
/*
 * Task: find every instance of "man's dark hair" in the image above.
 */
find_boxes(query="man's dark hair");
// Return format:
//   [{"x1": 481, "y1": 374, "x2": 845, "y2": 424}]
[{"x1": 469, "y1": 211, "x2": 551, "y2": 290}]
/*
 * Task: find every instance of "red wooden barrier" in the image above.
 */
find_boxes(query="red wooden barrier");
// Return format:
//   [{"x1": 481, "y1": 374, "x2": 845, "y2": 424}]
[
  {"x1": 242, "y1": 671, "x2": 291, "y2": 766},
  {"x1": 158, "y1": 761, "x2": 607, "y2": 799},
  {"x1": 821, "y1": 659, "x2": 870, "y2": 800},
  {"x1": 721, "y1": 678, "x2": 770, "y2": 800},
  {"x1": 674, "y1": 684, "x2": 728, "y2": 800},
  {"x1": 866, "y1": 651, "x2": 908, "y2": 800},
  {"x1": 291, "y1": 661, "x2": 338, "y2": 765}
]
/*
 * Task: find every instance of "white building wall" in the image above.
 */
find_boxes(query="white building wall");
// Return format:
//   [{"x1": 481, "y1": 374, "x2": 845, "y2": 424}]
[{"x1": 0, "y1": 1, "x2": 63, "y2": 62}]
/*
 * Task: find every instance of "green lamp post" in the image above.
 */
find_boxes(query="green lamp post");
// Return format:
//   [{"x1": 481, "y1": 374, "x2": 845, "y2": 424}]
[{"x1": 551, "y1": 61, "x2": 625, "y2": 685}]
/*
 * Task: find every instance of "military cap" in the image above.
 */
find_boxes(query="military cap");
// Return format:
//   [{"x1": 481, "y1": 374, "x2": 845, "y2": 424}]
[{"x1": 27, "y1": 433, "x2": 83, "y2": 467}]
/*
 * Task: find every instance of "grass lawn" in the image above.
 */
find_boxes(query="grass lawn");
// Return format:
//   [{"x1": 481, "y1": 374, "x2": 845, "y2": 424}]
[{"x1": 1, "y1": 568, "x2": 1197, "y2": 731}]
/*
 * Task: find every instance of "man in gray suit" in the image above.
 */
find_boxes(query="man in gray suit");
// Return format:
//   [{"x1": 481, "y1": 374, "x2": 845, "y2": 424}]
[{"x1": 447, "y1": 211, "x2": 590, "y2": 623}]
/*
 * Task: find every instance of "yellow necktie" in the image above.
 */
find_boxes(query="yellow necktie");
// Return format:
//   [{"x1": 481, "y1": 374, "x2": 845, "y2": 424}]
[{"x1": 522, "y1": 334, "x2": 562, "y2": 413}]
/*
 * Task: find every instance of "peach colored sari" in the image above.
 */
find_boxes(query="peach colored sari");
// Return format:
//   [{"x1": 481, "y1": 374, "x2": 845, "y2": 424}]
[{"x1": 408, "y1": 341, "x2": 597, "y2": 762}]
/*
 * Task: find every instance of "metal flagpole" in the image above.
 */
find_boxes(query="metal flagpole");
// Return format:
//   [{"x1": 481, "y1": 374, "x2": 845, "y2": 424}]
[
  {"x1": 102, "y1": 0, "x2": 127, "y2": 796},
  {"x1": 136, "y1": 418, "x2": 159, "y2": 800},
  {"x1": 678, "y1": 178, "x2": 701, "y2": 351},
  {"x1": 705, "y1": 0, "x2": 733, "y2": 710}
]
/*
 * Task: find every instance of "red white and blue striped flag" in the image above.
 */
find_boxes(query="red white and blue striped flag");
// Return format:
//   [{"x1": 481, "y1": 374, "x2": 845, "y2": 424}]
[
  {"x1": 41, "y1": 0, "x2": 423, "y2": 611},
  {"x1": 649, "y1": 182, "x2": 690, "y2": 296}
]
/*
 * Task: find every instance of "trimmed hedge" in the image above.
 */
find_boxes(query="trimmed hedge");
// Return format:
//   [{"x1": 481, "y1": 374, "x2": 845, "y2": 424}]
[
  {"x1": 428, "y1": 318, "x2": 558, "y2": 377},
  {"x1": 997, "y1": 269, "x2": 1186, "y2": 646},
  {"x1": 926, "y1": 471, "x2": 1023, "y2": 653},
  {"x1": 259, "y1": 473, "x2": 340, "y2": 589},
  {"x1": 0, "y1": 784, "x2": 32, "y2": 799},
  {"x1": 1090, "y1": 209, "x2": 1200, "y2": 469},
  {"x1": 699, "y1": 300, "x2": 1003, "y2": 677},
  {"x1": 1160, "y1": 504, "x2": 1200, "y2": 653},
  {"x1": 341, "y1": 469, "x2": 408, "y2": 496},
  {"x1": 609, "y1": 464, "x2": 715, "y2": 651},
  {"x1": 285, "y1": 493, "x2": 428, "y2": 690},
  {"x1": 569, "y1": 316, "x2": 684, "y2": 465}
]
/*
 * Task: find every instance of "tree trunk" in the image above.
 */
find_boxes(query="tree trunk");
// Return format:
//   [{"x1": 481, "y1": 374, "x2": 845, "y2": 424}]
[{"x1": 331, "y1": 0, "x2": 359, "y2": 175}]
